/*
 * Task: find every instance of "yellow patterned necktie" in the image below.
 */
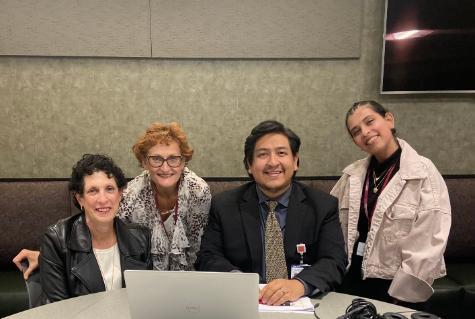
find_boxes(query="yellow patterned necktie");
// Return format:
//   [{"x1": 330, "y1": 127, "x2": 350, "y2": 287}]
[{"x1": 264, "y1": 200, "x2": 288, "y2": 282}]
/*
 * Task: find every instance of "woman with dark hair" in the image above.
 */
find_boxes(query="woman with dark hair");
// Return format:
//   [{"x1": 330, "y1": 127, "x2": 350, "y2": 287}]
[
  {"x1": 331, "y1": 101, "x2": 451, "y2": 306},
  {"x1": 40, "y1": 154, "x2": 151, "y2": 302}
]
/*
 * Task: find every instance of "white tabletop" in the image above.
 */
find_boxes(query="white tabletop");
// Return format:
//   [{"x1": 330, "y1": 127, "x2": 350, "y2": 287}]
[{"x1": 6, "y1": 289, "x2": 415, "y2": 319}]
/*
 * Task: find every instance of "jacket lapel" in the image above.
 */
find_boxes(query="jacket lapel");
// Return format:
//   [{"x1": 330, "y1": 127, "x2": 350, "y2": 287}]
[
  {"x1": 283, "y1": 183, "x2": 307, "y2": 258},
  {"x1": 240, "y1": 184, "x2": 263, "y2": 273},
  {"x1": 373, "y1": 139, "x2": 425, "y2": 219},
  {"x1": 68, "y1": 214, "x2": 105, "y2": 293},
  {"x1": 115, "y1": 218, "x2": 148, "y2": 286},
  {"x1": 115, "y1": 218, "x2": 146, "y2": 257},
  {"x1": 71, "y1": 253, "x2": 105, "y2": 293}
]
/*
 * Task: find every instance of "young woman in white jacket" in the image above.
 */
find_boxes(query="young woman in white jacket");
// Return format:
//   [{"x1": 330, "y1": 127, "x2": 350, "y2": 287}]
[{"x1": 331, "y1": 100, "x2": 451, "y2": 307}]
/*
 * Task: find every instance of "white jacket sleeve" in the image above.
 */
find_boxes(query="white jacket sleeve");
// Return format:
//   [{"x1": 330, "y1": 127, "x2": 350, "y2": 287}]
[{"x1": 388, "y1": 164, "x2": 451, "y2": 302}]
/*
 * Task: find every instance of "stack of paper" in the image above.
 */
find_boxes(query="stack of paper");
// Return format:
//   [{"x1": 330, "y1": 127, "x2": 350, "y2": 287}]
[
  {"x1": 259, "y1": 297, "x2": 315, "y2": 314},
  {"x1": 258, "y1": 284, "x2": 315, "y2": 314}
]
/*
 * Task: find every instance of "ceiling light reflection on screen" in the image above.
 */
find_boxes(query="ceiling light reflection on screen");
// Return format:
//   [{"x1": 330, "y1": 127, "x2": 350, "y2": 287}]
[{"x1": 385, "y1": 29, "x2": 434, "y2": 41}]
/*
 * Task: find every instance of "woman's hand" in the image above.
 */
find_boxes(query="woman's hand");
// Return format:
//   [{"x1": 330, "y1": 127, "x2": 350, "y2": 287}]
[{"x1": 12, "y1": 249, "x2": 40, "y2": 280}]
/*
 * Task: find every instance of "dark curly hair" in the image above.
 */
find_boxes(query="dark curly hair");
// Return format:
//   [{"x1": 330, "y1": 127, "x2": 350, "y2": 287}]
[
  {"x1": 243, "y1": 120, "x2": 300, "y2": 178},
  {"x1": 69, "y1": 154, "x2": 126, "y2": 209}
]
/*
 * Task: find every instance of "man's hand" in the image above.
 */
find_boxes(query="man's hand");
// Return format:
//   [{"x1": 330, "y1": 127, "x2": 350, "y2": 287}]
[
  {"x1": 12, "y1": 249, "x2": 40, "y2": 280},
  {"x1": 259, "y1": 279, "x2": 305, "y2": 306}
]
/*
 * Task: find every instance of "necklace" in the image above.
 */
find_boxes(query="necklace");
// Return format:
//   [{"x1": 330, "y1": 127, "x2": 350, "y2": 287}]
[
  {"x1": 372, "y1": 170, "x2": 387, "y2": 193},
  {"x1": 151, "y1": 183, "x2": 179, "y2": 238},
  {"x1": 93, "y1": 244, "x2": 117, "y2": 291},
  {"x1": 371, "y1": 163, "x2": 396, "y2": 193},
  {"x1": 151, "y1": 182, "x2": 178, "y2": 216},
  {"x1": 159, "y1": 204, "x2": 179, "y2": 241},
  {"x1": 373, "y1": 165, "x2": 390, "y2": 181}
]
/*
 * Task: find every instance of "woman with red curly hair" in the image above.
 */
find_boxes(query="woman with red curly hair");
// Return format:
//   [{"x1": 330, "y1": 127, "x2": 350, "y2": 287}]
[{"x1": 119, "y1": 122, "x2": 211, "y2": 270}]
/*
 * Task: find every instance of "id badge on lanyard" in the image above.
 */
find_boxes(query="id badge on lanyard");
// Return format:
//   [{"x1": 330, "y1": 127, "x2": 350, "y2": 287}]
[
  {"x1": 356, "y1": 242, "x2": 365, "y2": 257},
  {"x1": 291, "y1": 243, "x2": 310, "y2": 278}
]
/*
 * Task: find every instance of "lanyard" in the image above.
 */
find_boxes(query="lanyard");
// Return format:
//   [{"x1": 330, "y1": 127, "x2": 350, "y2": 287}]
[{"x1": 362, "y1": 163, "x2": 396, "y2": 227}]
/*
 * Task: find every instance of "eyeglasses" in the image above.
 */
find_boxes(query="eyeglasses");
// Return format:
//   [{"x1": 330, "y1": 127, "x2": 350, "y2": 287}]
[{"x1": 147, "y1": 155, "x2": 183, "y2": 168}]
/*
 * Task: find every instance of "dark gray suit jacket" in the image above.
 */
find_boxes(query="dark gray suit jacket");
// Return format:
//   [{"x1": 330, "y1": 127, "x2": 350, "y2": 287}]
[{"x1": 196, "y1": 181, "x2": 347, "y2": 292}]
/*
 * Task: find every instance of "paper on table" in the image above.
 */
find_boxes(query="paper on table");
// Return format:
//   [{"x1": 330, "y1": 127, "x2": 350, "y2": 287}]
[{"x1": 258, "y1": 284, "x2": 315, "y2": 314}]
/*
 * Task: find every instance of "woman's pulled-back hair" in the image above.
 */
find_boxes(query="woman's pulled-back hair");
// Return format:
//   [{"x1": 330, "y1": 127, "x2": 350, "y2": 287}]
[{"x1": 345, "y1": 100, "x2": 396, "y2": 136}]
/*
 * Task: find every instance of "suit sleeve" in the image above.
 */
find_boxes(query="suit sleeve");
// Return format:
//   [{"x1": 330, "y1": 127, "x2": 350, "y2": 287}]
[
  {"x1": 195, "y1": 198, "x2": 241, "y2": 272},
  {"x1": 295, "y1": 196, "x2": 348, "y2": 293},
  {"x1": 40, "y1": 226, "x2": 71, "y2": 302}
]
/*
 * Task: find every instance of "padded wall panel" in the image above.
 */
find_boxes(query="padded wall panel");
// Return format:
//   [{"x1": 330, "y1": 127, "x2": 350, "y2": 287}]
[
  {"x1": 151, "y1": 0, "x2": 362, "y2": 58},
  {"x1": 0, "y1": 181, "x2": 71, "y2": 269},
  {"x1": 0, "y1": 0, "x2": 150, "y2": 57}
]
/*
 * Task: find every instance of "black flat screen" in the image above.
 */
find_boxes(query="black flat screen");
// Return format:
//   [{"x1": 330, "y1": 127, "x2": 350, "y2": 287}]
[{"x1": 381, "y1": 0, "x2": 475, "y2": 93}]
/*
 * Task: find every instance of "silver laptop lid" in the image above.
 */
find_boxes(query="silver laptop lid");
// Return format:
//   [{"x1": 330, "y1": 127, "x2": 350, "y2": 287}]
[{"x1": 124, "y1": 270, "x2": 259, "y2": 319}]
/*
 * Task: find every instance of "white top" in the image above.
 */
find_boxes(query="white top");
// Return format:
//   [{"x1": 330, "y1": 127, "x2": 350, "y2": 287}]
[{"x1": 93, "y1": 244, "x2": 122, "y2": 291}]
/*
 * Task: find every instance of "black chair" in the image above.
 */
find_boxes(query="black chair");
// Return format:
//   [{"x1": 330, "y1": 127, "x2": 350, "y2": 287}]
[
  {"x1": 24, "y1": 270, "x2": 48, "y2": 308},
  {"x1": 20, "y1": 261, "x2": 48, "y2": 308}
]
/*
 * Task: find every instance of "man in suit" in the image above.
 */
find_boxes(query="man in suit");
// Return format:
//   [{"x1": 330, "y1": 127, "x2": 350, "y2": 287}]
[{"x1": 196, "y1": 120, "x2": 347, "y2": 306}]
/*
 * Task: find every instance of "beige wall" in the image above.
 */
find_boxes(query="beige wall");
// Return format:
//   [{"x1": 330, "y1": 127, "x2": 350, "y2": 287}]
[{"x1": 1, "y1": 0, "x2": 474, "y2": 178}]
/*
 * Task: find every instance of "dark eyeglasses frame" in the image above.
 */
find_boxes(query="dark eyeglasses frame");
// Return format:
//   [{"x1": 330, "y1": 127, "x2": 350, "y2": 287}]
[{"x1": 147, "y1": 155, "x2": 183, "y2": 168}]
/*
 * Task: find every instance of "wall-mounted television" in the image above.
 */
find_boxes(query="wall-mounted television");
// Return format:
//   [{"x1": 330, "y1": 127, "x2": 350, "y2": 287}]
[{"x1": 381, "y1": 0, "x2": 475, "y2": 94}]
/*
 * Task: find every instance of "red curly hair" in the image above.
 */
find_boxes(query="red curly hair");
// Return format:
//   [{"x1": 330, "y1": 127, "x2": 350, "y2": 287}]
[{"x1": 132, "y1": 122, "x2": 193, "y2": 167}]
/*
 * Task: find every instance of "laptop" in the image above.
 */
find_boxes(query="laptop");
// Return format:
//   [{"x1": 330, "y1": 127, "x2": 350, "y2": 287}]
[{"x1": 124, "y1": 270, "x2": 259, "y2": 319}]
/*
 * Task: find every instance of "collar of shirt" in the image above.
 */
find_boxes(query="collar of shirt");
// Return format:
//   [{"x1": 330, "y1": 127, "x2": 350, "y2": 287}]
[
  {"x1": 371, "y1": 146, "x2": 401, "y2": 175},
  {"x1": 256, "y1": 184, "x2": 292, "y2": 207},
  {"x1": 256, "y1": 184, "x2": 292, "y2": 231}
]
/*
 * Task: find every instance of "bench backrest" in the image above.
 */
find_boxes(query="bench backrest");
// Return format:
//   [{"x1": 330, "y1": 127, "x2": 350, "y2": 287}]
[{"x1": 1, "y1": 176, "x2": 473, "y2": 269}]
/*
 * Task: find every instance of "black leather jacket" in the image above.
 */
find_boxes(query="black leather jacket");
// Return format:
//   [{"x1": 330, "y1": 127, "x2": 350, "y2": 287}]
[{"x1": 40, "y1": 213, "x2": 152, "y2": 302}]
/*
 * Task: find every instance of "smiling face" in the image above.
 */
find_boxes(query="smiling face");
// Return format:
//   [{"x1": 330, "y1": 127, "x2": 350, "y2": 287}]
[
  {"x1": 76, "y1": 171, "x2": 122, "y2": 227},
  {"x1": 346, "y1": 105, "x2": 399, "y2": 162},
  {"x1": 247, "y1": 133, "x2": 299, "y2": 199},
  {"x1": 143, "y1": 141, "x2": 185, "y2": 192}
]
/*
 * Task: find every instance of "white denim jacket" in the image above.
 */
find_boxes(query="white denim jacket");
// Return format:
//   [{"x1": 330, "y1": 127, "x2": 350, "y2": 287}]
[{"x1": 331, "y1": 138, "x2": 451, "y2": 302}]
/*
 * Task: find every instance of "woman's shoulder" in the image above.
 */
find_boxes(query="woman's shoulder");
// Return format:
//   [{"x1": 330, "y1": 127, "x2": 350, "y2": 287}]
[
  {"x1": 123, "y1": 171, "x2": 151, "y2": 199},
  {"x1": 115, "y1": 218, "x2": 150, "y2": 254},
  {"x1": 342, "y1": 157, "x2": 370, "y2": 176},
  {"x1": 182, "y1": 167, "x2": 211, "y2": 194},
  {"x1": 43, "y1": 213, "x2": 86, "y2": 250},
  {"x1": 116, "y1": 217, "x2": 150, "y2": 236},
  {"x1": 46, "y1": 213, "x2": 81, "y2": 233},
  {"x1": 399, "y1": 139, "x2": 442, "y2": 178}
]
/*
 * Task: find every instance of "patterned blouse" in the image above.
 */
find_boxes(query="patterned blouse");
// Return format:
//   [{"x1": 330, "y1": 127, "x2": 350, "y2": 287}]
[{"x1": 118, "y1": 167, "x2": 211, "y2": 270}]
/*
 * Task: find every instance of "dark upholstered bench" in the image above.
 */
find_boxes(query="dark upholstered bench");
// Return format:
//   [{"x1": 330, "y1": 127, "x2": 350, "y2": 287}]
[
  {"x1": 425, "y1": 178, "x2": 475, "y2": 319},
  {"x1": 0, "y1": 177, "x2": 473, "y2": 318}
]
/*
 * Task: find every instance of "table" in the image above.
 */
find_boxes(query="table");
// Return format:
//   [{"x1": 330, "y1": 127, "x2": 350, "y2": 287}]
[{"x1": 5, "y1": 289, "x2": 415, "y2": 319}]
